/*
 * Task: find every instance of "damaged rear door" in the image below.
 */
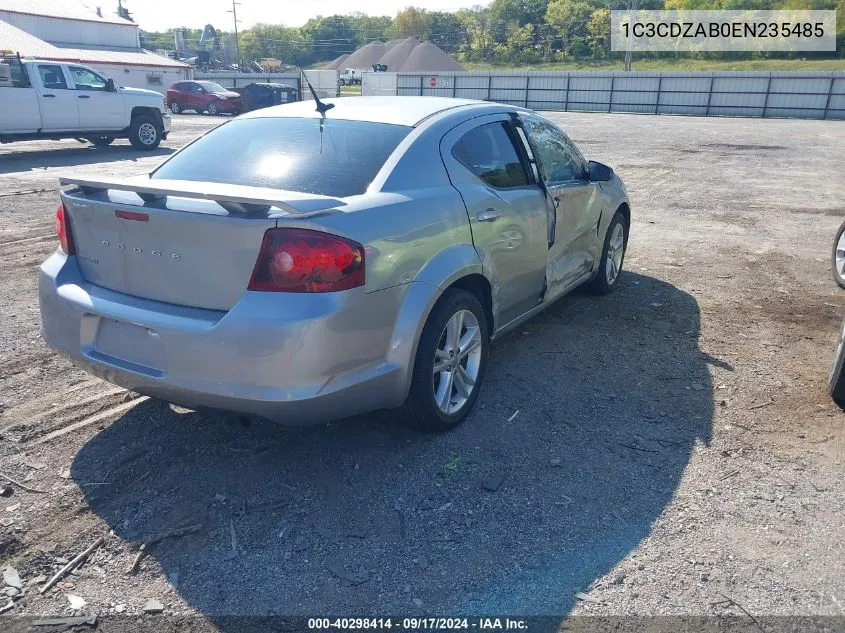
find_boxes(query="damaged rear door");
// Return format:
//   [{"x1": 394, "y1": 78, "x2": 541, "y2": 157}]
[{"x1": 440, "y1": 114, "x2": 548, "y2": 328}]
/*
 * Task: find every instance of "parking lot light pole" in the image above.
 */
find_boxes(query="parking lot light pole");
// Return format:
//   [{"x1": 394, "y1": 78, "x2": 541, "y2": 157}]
[
  {"x1": 624, "y1": 0, "x2": 638, "y2": 72},
  {"x1": 228, "y1": 0, "x2": 242, "y2": 70}
]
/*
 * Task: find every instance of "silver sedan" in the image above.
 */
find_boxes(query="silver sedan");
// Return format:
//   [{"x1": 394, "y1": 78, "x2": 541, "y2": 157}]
[{"x1": 39, "y1": 97, "x2": 630, "y2": 431}]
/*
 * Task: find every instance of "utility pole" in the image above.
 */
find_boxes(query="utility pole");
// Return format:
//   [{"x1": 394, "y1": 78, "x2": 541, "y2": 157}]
[
  {"x1": 227, "y1": 0, "x2": 242, "y2": 69},
  {"x1": 624, "y1": 0, "x2": 637, "y2": 72}
]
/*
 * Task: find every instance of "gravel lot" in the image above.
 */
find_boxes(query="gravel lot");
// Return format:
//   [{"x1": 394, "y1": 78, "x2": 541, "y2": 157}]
[{"x1": 0, "y1": 111, "x2": 843, "y2": 631}]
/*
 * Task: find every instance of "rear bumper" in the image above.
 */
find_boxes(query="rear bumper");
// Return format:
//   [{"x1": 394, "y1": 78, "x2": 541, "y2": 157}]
[{"x1": 38, "y1": 252, "x2": 410, "y2": 425}]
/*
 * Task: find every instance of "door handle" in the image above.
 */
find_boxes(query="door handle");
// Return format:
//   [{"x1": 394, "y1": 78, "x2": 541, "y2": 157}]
[
  {"x1": 476, "y1": 208, "x2": 502, "y2": 222},
  {"x1": 78, "y1": 95, "x2": 90, "y2": 99},
  {"x1": 43, "y1": 94, "x2": 56, "y2": 98}
]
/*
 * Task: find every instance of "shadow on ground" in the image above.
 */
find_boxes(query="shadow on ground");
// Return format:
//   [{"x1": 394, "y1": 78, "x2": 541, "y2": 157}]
[
  {"x1": 0, "y1": 145, "x2": 174, "y2": 174},
  {"x1": 72, "y1": 272, "x2": 714, "y2": 626}
]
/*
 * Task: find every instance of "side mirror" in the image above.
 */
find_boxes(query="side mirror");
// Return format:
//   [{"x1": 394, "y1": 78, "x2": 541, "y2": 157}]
[
  {"x1": 105, "y1": 78, "x2": 115, "y2": 92},
  {"x1": 587, "y1": 160, "x2": 613, "y2": 182}
]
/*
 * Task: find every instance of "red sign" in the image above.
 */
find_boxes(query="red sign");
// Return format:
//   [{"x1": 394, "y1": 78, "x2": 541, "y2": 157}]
[{"x1": 429, "y1": 76, "x2": 437, "y2": 88}]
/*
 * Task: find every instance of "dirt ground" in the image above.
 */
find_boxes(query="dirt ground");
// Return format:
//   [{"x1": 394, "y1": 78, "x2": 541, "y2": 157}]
[{"x1": 0, "y1": 111, "x2": 843, "y2": 632}]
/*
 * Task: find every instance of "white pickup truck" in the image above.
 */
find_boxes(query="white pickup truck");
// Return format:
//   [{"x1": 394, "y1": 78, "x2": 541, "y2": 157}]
[{"x1": 0, "y1": 55, "x2": 171, "y2": 150}]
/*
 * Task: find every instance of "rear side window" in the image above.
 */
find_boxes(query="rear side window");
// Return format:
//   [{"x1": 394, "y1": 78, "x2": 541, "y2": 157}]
[
  {"x1": 152, "y1": 117, "x2": 412, "y2": 198},
  {"x1": 452, "y1": 122, "x2": 528, "y2": 189},
  {"x1": 38, "y1": 64, "x2": 67, "y2": 90}
]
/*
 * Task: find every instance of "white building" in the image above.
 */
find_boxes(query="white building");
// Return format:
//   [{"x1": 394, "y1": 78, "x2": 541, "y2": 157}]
[{"x1": 0, "y1": 0, "x2": 190, "y2": 94}]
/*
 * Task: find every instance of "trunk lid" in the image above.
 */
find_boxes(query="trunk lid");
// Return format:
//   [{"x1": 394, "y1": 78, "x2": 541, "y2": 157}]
[{"x1": 60, "y1": 177, "x2": 345, "y2": 311}]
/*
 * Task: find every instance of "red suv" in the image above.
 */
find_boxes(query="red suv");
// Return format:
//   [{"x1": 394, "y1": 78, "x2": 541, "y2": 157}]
[{"x1": 167, "y1": 80, "x2": 242, "y2": 116}]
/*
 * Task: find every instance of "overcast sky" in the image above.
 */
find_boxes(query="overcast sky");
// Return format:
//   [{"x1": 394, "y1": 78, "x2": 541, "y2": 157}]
[{"x1": 120, "y1": 0, "x2": 482, "y2": 32}]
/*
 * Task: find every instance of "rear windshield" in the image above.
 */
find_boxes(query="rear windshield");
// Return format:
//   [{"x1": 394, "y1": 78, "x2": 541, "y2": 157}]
[{"x1": 152, "y1": 117, "x2": 412, "y2": 198}]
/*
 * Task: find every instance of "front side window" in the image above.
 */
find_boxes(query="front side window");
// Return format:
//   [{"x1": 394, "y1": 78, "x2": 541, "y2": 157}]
[
  {"x1": 38, "y1": 65, "x2": 68, "y2": 90},
  {"x1": 152, "y1": 117, "x2": 412, "y2": 198},
  {"x1": 452, "y1": 122, "x2": 528, "y2": 189},
  {"x1": 520, "y1": 114, "x2": 586, "y2": 184},
  {"x1": 69, "y1": 66, "x2": 107, "y2": 90}
]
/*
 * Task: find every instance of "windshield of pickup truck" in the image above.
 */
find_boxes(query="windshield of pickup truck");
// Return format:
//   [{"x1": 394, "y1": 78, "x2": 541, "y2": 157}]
[{"x1": 197, "y1": 81, "x2": 228, "y2": 93}]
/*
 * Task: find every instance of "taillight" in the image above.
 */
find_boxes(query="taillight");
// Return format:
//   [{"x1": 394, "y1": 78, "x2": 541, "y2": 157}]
[
  {"x1": 248, "y1": 228, "x2": 365, "y2": 293},
  {"x1": 55, "y1": 203, "x2": 76, "y2": 255}
]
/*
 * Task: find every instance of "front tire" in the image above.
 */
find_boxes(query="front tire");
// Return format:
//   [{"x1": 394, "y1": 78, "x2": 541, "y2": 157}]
[
  {"x1": 829, "y1": 317, "x2": 845, "y2": 406},
  {"x1": 586, "y1": 210, "x2": 627, "y2": 294},
  {"x1": 832, "y1": 219, "x2": 845, "y2": 289},
  {"x1": 207, "y1": 102, "x2": 218, "y2": 115},
  {"x1": 397, "y1": 289, "x2": 489, "y2": 432},
  {"x1": 128, "y1": 114, "x2": 161, "y2": 150}
]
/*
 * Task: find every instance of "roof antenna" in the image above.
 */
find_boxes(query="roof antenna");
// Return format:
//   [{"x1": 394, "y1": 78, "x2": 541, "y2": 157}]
[{"x1": 292, "y1": 53, "x2": 334, "y2": 117}]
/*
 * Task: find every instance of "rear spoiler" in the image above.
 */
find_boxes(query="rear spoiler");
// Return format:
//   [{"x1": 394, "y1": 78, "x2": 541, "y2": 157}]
[{"x1": 59, "y1": 175, "x2": 346, "y2": 216}]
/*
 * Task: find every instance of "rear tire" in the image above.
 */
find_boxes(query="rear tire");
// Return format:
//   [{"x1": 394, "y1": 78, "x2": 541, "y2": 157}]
[
  {"x1": 169, "y1": 101, "x2": 181, "y2": 114},
  {"x1": 832, "y1": 219, "x2": 845, "y2": 289},
  {"x1": 128, "y1": 114, "x2": 161, "y2": 150},
  {"x1": 396, "y1": 289, "x2": 489, "y2": 432},
  {"x1": 586, "y1": 210, "x2": 627, "y2": 295},
  {"x1": 88, "y1": 136, "x2": 115, "y2": 147},
  {"x1": 829, "y1": 317, "x2": 845, "y2": 406}
]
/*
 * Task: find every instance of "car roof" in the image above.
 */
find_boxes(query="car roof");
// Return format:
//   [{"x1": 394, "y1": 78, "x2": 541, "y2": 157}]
[{"x1": 239, "y1": 96, "x2": 489, "y2": 127}]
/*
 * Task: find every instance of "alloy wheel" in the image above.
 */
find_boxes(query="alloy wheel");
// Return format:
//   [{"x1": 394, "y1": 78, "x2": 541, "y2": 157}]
[
  {"x1": 432, "y1": 309, "x2": 483, "y2": 415},
  {"x1": 605, "y1": 222, "x2": 625, "y2": 286}
]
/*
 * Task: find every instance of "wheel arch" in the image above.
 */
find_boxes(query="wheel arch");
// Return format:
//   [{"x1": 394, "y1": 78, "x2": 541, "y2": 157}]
[
  {"x1": 447, "y1": 274, "x2": 494, "y2": 337},
  {"x1": 386, "y1": 245, "x2": 499, "y2": 405},
  {"x1": 129, "y1": 106, "x2": 163, "y2": 128}
]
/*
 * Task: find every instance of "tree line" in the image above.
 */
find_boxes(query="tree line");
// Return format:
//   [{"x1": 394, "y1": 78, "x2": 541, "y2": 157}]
[{"x1": 139, "y1": 0, "x2": 845, "y2": 67}]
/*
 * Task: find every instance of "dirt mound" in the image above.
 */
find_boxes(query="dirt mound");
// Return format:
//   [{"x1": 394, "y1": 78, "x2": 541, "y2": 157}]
[
  {"x1": 377, "y1": 37, "x2": 420, "y2": 72},
  {"x1": 322, "y1": 54, "x2": 348, "y2": 70},
  {"x1": 399, "y1": 40, "x2": 465, "y2": 72},
  {"x1": 342, "y1": 41, "x2": 386, "y2": 70}
]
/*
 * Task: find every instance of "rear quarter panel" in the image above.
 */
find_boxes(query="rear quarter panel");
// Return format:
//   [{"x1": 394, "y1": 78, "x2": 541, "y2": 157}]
[
  {"x1": 287, "y1": 187, "x2": 479, "y2": 404},
  {"x1": 313, "y1": 187, "x2": 476, "y2": 293},
  {"x1": 303, "y1": 128, "x2": 483, "y2": 399}
]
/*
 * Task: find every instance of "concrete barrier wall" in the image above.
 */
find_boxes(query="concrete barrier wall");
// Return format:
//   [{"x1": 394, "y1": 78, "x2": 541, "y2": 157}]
[{"x1": 364, "y1": 70, "x2": 845, "y2": 120}]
